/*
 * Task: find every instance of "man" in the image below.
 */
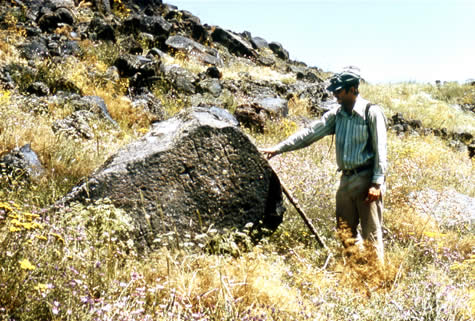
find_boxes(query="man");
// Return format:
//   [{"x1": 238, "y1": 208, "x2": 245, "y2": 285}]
[{"x1": 260, "y1": 70, "x2": 387, "y2": 264}]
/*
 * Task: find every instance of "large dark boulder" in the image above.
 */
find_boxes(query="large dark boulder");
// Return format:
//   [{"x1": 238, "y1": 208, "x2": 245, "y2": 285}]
[
  {"x1": 234, "y1": 103, "x2": 270, "y2": 133},
  {"x1": 211, "y1": 27, "x2": 257, "y2": 58},
  {"x1": 58, "y1": 107, "x2": 284, "y2": 248}
]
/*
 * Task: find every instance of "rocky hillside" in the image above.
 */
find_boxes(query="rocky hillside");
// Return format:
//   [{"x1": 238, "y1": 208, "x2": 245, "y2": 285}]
[
  {"x1": 1, "y1": 1, "x2": 474, "y2": 320},
  {"x1": 1, "y1": 0, "x2": 474, "y2": 161}
]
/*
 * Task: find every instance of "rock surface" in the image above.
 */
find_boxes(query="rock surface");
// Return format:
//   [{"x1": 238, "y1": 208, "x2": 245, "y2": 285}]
[
  {"x1": 0, "y1": 144, "x2": 45, "y2": 182},
  {"x1": 58, "y1": 107, "x2": 284, "y2": 248},
  {"x1": 409, "y1": 188, "x2": 475, "y2": 231}
]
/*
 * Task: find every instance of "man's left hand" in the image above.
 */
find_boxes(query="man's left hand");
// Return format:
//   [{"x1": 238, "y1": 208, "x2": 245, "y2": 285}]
[{"x1": 365, "y1": 184, "x2": 381, "y2": 203}]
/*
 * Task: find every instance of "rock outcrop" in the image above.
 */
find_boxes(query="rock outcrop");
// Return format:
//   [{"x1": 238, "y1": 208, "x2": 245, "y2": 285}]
[{"x1": 57, "y1": 107, "x2": 285, "y2": 248}]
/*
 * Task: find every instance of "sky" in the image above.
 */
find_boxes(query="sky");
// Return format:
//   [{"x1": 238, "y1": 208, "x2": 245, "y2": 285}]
[{"x1": 166, "y1": 0, "x2": 475, "y2": 84}]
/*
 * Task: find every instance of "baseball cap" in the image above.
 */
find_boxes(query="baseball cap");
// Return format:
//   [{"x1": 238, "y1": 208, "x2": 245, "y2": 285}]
[{"x1": 326, "y1": 71, "x2": 361, "y2": 92}]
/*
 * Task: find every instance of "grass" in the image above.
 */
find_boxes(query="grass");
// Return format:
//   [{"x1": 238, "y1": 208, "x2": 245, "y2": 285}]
[
  {"x1": 360, "y1": 82, "x2": 475, "y2": 134},
  {"x1": 1, "y1": 14, "x2": 475, "y2": 319}
]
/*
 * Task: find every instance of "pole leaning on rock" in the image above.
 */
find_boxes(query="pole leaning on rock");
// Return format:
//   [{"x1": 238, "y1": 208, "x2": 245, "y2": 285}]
[{"x1": 280, "y1": 182, "x2": 329, "y2": 250}]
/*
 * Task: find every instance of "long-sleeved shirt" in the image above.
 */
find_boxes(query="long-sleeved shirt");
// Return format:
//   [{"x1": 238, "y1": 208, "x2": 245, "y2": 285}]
[{"x1": 274, "y1": 96, "x2": 387, "y2": 185}]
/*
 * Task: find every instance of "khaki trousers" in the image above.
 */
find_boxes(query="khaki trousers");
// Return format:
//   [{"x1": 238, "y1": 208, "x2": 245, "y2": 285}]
[{"x1": 336, "y1": 169, "x2": 384, "y2": 264}]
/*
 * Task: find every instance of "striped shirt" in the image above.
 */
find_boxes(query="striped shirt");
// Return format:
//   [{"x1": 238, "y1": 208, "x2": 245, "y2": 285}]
[{"x1": 274, "y1": 96, "x2": 387, "y2": 184}]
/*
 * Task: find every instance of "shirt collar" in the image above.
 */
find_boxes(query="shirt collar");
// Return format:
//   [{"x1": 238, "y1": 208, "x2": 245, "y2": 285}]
[
  {"x1": 353, "y1": 96, "x2": 368, "y2": 118},
  {"x1": 338, "y1": 96, "x2": 368, "y2": 118}
]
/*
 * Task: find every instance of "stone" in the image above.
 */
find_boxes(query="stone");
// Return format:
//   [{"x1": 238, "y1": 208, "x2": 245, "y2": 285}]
[
  {"x1": 122, "y1": 14, "x2": 172, "y2": 36},
  {"x1": 254, "y1": 97, "x2": 288, "y2": 117},
  {"x1": 88, "y1": 15, "x2": 116, "y2": 42},
  {"x1": 205, "y1": 66, "x2": 222, "y2": 79},
  {"x1": 296, "y1": 71, "x2": 321, "y2": 83},
  {"x1": 234, "y1": 103, "x2": 270, "y2": 133},
  {"x1": 0, "y1": 144, "x2": 45, "y2": 182},
  {"x1": 165, "y1": 35, "x2": 223, "y2": 66},
  {"x1": 198, "y1": 78, "x2": 222, "y2": 98},
  {"x1": 26, "y1": 82, "x2": 50, "y2": 96},
  {"x1": 468, "y1": 141, "x2": 475, "y2": 158},
  {"x1": 114, "y1": 54, "x2": 153, "y2": 78},
  {"x1": 57, "y1": 107, "x2": 284, "y2": 248},
  {"x1": 251, "y1": 37, "x2": 268, "y2": 50},
  {"x1": 52, "y1": 110, "x2": 95, "y2": 139},
  {"x1": 160, "y1": 64, "x2": 197, "y2": 94},
  {"x1": 257, "y1": 56, "x2": 275, "y2": 67},
  {"x1": 211, "y1": 27, "x2": 256, "y2": 58},
  {"x1": 70, "y1": 96, "x2": 118, "y2": 127},
  {"x1": 20, "y1": 38, "x2": 49, "y2": 60},
  {"x1": 269, "y1": 41, "x2": 289, "y2": 60},
  {"x1": 37, "y1": 7, "x2": 75, "y2": 32}
]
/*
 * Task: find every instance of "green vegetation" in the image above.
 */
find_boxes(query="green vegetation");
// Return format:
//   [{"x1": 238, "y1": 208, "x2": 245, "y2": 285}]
[
  {"x1": 360, "y1": 82, "x2": 475, "y2": 133},
  {"x1": 1, "y1": 22, "x2": 474, "y2": 321}
]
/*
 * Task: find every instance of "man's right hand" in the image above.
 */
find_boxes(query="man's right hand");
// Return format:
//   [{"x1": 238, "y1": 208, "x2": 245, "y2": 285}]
[{"x1": 259, "y1": 147, "x2": 279, "y2": 160}]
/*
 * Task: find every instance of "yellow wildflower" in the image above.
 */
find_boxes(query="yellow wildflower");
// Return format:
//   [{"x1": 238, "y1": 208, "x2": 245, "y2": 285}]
[
  {"x1": 34, "y1": 283, "x2": 48, "y2": 292},
  {"x1": 9, "y1": 226, "x2": 22, "y2": 232},
  {"x1": 24, "y1": 213, "x2": 40, "y2": 220},
  {"x1": 0, "y1": 202, "x2": 14, "y2": 212},
  {"x1": 50, "y1": 233, "x2": 65, "y2": 243},
  {"x1": 423, "y1": 231, "x2": 447, "y2": 238},
  {"x1": 19, "y1": 259, "x2": 35, "y2": 271}
]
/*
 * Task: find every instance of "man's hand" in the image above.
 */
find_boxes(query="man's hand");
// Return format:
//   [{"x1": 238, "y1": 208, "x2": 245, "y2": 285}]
[
  {"x1": 365, "y1": 183, "x2": 381, "y2": 203},
  {"x1": 259, "y1": 147, "x2": 279, "y2": 160}
]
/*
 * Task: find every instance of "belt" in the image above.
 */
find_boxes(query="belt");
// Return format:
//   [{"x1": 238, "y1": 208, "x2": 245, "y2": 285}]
[{"x1": 340, "y1": 164, "x2": 373, "y2": 176}]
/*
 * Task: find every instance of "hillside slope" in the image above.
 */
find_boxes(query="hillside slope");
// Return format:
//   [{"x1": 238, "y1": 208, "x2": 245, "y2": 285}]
[{"x1": 0, "y1": 1, "x2": 474, "y2": 320}]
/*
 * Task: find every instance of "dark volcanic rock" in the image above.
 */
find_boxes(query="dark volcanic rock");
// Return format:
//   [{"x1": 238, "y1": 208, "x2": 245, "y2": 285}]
[
  {"x1": 211, "y1": 27, "x2": 257, "y2": 58},
  {"x1": 251, "y1": 37, "x2": 269, "y2": 50},
  {"x1": 0, "y1": 144, "x2": 45, "y2": 182},
  {"x1": 234, "y1": 103, "x2": 270, "y2": 133},
  {"x1": 160, "y1": 64, "x2": 198, "y2": 94},
  {"x1": 114, "y1": 54, "x2": 160, "y2": 91},
  {"x1": 122, "y1": 13, "x2": 172, "y2": 36},
  {"x1": 37, "y1": 6, "x2": 75, "y2": 32},
  {"x1": 58, "y1": 107, "x2": 284, "y2": 248},
  {"x1": 20, "y1": 38, "x2": 49, "y2": 60},
  {"x1": 88, "y1": 15, "x2": 117, "y2": 41},
  {"x1": 26, "y1": 81, "x2": 50, "y2": 96},
  {"x1": 165, "y1": 35, "x2": 223, "y2": 66},
  {"x1": 269, "y1": 41, "x2": 289, "y2": 60}
]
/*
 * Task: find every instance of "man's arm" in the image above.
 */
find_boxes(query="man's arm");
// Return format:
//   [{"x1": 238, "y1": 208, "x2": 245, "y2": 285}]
[
  {"x1": 260, "y1": 108, "x2": 338, "y2": 159},
  {"x1": 368, "y1": 105, "x2": 388, "y2": 185}
]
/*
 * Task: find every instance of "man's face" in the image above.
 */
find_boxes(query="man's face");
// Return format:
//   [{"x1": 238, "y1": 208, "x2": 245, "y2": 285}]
[
  {"x1": 332, "y1": 88, "x2": 345, "y2": 104},
  {"x1": 333, "y1": 86, "x2": 355, "y2": 106}
]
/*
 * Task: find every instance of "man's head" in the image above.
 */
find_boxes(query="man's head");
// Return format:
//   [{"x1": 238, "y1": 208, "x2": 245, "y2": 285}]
[
  {"x1": 326, "y1": 71, "x2": 360, "y2": 107},
  {"x1": 326, "y1": 71, "x2": 361, "y2": 94}
]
